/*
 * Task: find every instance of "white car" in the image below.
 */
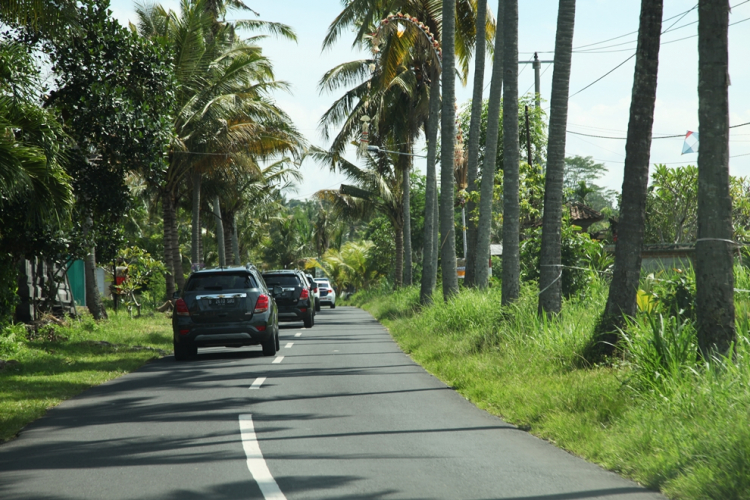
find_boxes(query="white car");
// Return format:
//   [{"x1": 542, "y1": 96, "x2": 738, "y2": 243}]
[{"x1": 314, "y1": 278, "x2": 336, "y2": 308}]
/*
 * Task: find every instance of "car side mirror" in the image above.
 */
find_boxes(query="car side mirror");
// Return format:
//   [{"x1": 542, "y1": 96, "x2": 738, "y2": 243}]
[
  {"x1": 273, "y1": 285, "x2": 283, "y2": 296},
  {"x1": 172, "y1": 291, "x2": 180, "y2": 300}
]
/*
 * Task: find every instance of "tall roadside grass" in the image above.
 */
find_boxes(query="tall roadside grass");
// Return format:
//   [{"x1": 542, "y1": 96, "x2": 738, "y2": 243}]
[{"x1": 354, "y1": 272, "x2": 750, "y2": 499}]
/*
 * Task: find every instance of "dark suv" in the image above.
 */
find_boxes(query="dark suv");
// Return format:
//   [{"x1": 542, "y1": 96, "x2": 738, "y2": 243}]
[
  {"x1": 172, "y1": 265, "x2": 280, "y2": 361},
  {"x1": 261, "y1": 270, "x2": 315, "y2": 328}
]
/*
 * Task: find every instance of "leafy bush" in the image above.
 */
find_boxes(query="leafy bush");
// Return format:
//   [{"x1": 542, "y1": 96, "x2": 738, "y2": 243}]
[
  {"x1": 520, "y1": 223, "x2": 604, "y2": 298},
  {"x1": 0, "y1": 323, "x2": 26, "y2": 358},
  {"x1": 0, "y1": 255, "x2": 18, "y2": 327}
]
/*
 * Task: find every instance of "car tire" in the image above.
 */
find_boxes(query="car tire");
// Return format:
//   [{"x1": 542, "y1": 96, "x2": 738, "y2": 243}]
[
  {"x1": 262, "y1": 332, "x2": 277, "y2": 356},
  {"x1": 303, "y1": 312, "x2": 313, "y2": 328},
  {"x1": 315, "y1": 298, "x2": 321, "y2": 312},
  {"x1": 174, "y1": 340, "x2": 189, "y2": 361},
  {"x1": 331, "y1": 302, "x2": 336, "y2": 309},
  {"x1": 275, "y1": 328, "x2": 280, "y2": 351}
]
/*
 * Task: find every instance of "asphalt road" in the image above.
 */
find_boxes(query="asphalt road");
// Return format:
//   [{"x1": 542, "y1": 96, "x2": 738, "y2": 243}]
[{"x1": 0, "y1": 306, "x2": 665, "y2": 500}]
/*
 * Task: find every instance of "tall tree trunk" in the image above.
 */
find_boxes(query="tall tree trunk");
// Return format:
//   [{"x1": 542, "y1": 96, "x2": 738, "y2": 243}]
[
  {"x1": 590, "y1": 0, "x2": 663, "y2": 359},
  {"x1": 501, "y1": 0, "x2": 520, "y2": 305},
  {"x1": 169, "y1": 192, "x2": 185, "y2": 292},
  {"x1": 223, "y1": 210, "x2": 233, "y2": 265},
  {"x1": 191, "y1": 169, "x2": 201, "y2": 270},
  {"x1": 440, "y1": 0, "x2": 459, "y2": 301},
  {"x1": 464, "y1": 0, "x2": 488, "y2": 288},
  {"x1": 162, "y1": 194, "x2": 176, "y2": 297},
  {"x1": 420, "y1": 70, "x2": 441, "y2": 304},
  {"x1": 213, "y1": 195, "x2": 226, "y2": 267},
  {"x1": 83, "y1": 216, "x2": 107, "y2": 320},
  {"x1": 402, "y1": 153, "x2": 413, "y2": 286},
  {"x1": 538, "y1": 0, "x2": 576, "y2": 315},
  {"x1": 475, "y1": 0, "x2": 505, "y2": 289},
  {"x1": 394, "y1": 219, "x2": 404, "y2": 288},
  {"x1": 696, "y1": 0, "x2": 735, "y2": 358},
  {"x1": 432, "y1": 166, "x2": 439, "y2": 291},
  {"x1": 231, "y1": 213, "x2": 241, "y2": 266}
]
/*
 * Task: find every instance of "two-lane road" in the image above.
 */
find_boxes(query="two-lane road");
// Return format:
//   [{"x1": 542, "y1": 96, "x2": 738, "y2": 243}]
[{"x1": 0, "y1": 307, "x2": 664, "y2": 499}]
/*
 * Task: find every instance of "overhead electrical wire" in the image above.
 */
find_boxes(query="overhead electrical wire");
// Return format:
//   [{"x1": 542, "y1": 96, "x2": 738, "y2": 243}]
[{"x1": 567, "y1": 121, "x2": 750, "y2": 140}]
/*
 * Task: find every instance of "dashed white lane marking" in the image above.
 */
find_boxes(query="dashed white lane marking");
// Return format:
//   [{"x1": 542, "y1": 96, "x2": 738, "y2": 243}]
[
  {"x1": 272, "y1": 356, "x2": 284, "y2": 364},
  {"x1": 284, "y1": 342, "x2": 293, "y2": 348},
  {"x1": 294, "y1": 333, "x2": 301, "y2": 337},
  {"x1": 249, "y1": 377, "x2": 266, "y2": 390},
  {"x1": 239, "y1": 415, "x2": 286, "y2": 500}
]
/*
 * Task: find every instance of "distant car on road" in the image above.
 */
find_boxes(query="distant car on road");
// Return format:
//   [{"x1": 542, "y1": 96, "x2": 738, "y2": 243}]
[
  {"x1": 172, "y1": 265, "x2": 280, "y2": 361},
  {"x1": 314, "y1": 278, "x2": 336, "y2": 308},
  {"x1": 306, "y1": 273, "x2": 321, "y2": 312},
  {"x1": 262, "y1": 270, "x2": 315, "y2": 328}
]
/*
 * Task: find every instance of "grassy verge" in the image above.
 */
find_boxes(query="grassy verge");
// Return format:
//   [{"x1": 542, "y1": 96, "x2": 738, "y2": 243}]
[
  {"x1": 351, "y1": 278, "x2": 750, "y2": 500},
  {"x1": 0, "y1": 310, "x2": 172, "y2": 442}
]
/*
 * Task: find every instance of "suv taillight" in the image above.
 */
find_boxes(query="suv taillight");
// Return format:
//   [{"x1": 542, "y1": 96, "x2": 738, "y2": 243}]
[
  {"x1": 300, "y1": 288, "x2": 309, "y2": 300},
  {"x1": 254, "y1": 294, "x2": 269, "y2": 313},
  {"x1": 175, "y1": 298, "x2": 190, "y2": 316}
]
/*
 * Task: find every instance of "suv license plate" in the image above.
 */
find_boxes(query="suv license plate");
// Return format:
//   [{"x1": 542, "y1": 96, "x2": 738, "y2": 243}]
[{"x1": 209, "y1": 298, "x2": 236, "y2": 306}]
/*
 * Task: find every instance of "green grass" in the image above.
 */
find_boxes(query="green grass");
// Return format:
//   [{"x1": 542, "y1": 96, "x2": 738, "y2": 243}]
[
  {"x1": 0, "y1": 310, "x2": 172, "y2": 442},
  {"x1": 351, "y1": 277, "x2": 750, "y2": 500}
]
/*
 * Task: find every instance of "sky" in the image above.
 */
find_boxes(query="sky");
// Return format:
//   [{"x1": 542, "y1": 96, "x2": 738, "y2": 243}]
[{"x1": 109, "y1": 0, "x2": 750, "y2": 200}]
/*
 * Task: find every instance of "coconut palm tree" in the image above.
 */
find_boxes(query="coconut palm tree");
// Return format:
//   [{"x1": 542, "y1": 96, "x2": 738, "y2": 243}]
[
  {"x1": 463, "y1": 0, "x2": 488, "y2": 287},
  {"x1": 695, "y1": 0, "x2": 735, "y2": 357},
  {"x1": 537, "y1": 0, "x2": 576, "y2": 316},
  {"x1": 310, "y1": 146, "x2": 406, "y2": 286},
  {"x1": 136, "y1": 0, "x2": 303, "y2": 294},
  {"x1": 438, "y1": 0, "x2": 458, "y2": 300},
  {"x1": 473, "y1": 0, "x2": 504, "y2": 289},
  {"x1": 318, "y1": 21, "x2": 432, "y2": 287},
  {"x1": 588, "y1": 0, "x2": 664, "y2": 360},
  {"x1": 501, "y1": 0, "x2": 520, "y2": 305}
]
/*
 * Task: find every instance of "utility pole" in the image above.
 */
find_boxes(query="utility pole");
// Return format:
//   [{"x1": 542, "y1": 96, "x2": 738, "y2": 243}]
[{"x1": 519, "y1": 52, "x2": 553, "y2": 108}]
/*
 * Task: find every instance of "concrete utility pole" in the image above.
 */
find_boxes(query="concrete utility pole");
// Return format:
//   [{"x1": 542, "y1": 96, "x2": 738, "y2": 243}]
[{"x1": 519, "y1": 52, "x2": 554, "y2": 108}]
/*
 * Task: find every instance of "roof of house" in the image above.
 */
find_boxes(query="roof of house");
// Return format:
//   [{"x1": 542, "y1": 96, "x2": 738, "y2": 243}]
[{"x1": 569, "y1": 202, "x2": 604, "y2": 224}]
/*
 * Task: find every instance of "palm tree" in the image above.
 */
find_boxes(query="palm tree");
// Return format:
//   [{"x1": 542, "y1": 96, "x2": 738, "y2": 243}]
[
  {"x1": 440, "y1": 0, "x2": 459, "y2": 300},
  {"x1": 420, "y1": 67, "x2": 441, "y2": 303},
  {"x1": 136, "y1": 0, "x2": 302, "y2": 294},
  {"x1": 310, "y1": 147, "x2": 405, "y2": 286},
  {"x1": 588, "y1": 0, "x2": 663, "y2": 360},
  {"x1": 695, "y1": 0, "x2": 735, "y2": 357},
  {"x1": 474, "y1": 0, "x2": 504, "y2": 289},
  {"x1": 318, "y1": 22, "x2": 432, "y2": 287},
  {"x1": 501, "y1": 0, "x2": 520, "y2": 305},
  {"x1": 537, "y1": 0, "x2": 576, "y2": 316},
  {"x1": 322, "y1": 0, "x2": 494, "y2": 295},
  {"x1": 463, "y1": 0, "x2": 488, "y2": 288}
]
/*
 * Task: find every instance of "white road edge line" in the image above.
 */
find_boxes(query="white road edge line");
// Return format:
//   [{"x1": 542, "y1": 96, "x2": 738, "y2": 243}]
[
  {"x1": 294, "y1": 333, "x2": 301, "y2": 338},
  {"x1": 239, "y1": 414, "x2": 286, "y2": 500},
  {"x1": 272, "y1": 356, "x2": 284, "y2": 364},
  {"x1": 284, "y1": 342, "x2": 293, "y2": 348},
  {"x1": 249, "y1": 377, "x2": 266, "y2": 390}
]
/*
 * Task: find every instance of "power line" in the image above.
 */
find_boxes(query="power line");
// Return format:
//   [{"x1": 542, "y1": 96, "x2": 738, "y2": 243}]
[
  {"x1": 568, "y1": 54, "x2": 635, "y2": 99},
  {"x1": 578, "y1": 16, "x2": 750, "y2": 54},
  {"x1": 567, "y1": 121, "x2": 750, "y2": 141},
  {"x1": 521, "y1": 0, "x2": 749, "y2": 55}
]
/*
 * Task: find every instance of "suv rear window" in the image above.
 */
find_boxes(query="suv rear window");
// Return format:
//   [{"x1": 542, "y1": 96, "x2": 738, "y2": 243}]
[
  {"x1": 186, "y1": 273, "x2": 256, "y2": 292},
  {"x1": 262, "y1": 274, "x2": 301, "y2": 287}
]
